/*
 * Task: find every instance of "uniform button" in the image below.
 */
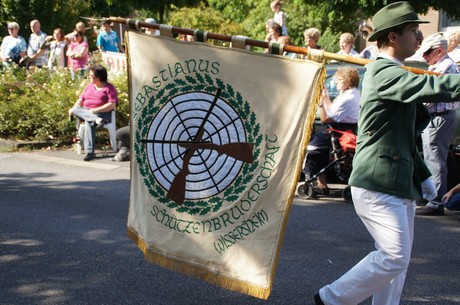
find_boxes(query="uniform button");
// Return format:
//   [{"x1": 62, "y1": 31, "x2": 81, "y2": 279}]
[{"x1": 393, "y1": 154, "x2": 399, "y2": 160}]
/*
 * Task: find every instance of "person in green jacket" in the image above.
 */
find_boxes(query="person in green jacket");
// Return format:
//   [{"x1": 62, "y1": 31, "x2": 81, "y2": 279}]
[{"x1": 313, "y1": 2, "x2": 460, "y2": 305}]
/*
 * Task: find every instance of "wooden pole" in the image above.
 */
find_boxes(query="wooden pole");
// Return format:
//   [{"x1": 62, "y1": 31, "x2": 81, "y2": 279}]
[{"x1": 108, "y1": 17, "x2": 439, "y2": 76}]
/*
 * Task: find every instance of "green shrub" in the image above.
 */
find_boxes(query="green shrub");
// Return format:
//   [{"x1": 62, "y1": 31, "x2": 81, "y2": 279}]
[{"x1": 0, "y1": 64, "x2": 129, "y2": 143}]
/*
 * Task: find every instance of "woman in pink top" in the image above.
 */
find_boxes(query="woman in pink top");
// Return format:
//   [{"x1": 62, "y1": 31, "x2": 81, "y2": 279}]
[
  {"x1": 69, "y1": 65, "x2": 118, "y2": 161},
  {"x1": 66, "y1": 30, "x2": 88, "y2": 80}
]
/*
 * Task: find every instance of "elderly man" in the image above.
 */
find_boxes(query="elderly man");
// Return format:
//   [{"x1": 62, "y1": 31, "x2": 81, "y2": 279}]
[
  {"x1": 27, "y1": 19, "x2": 48, "y2": 68},
  {"x1": 313, "y1": 2, "x2": 460, "y2": 304},
  {"x1": 416, "y1": 33, "x2": 460, "y2": 216}
]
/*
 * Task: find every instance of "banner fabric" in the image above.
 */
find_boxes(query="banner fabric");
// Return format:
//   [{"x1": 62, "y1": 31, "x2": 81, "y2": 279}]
[{"x1": 126, "y1": 30, "x2": 324, "y2": 299}]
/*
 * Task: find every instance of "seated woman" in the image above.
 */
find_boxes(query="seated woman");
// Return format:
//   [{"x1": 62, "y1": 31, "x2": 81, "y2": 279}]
[
  {"x1": 69, "y1": 65, "x2": 118, "y2": 161},
  {"x1": 304, "y1": 67, "x2": 360, "y2": 194}
]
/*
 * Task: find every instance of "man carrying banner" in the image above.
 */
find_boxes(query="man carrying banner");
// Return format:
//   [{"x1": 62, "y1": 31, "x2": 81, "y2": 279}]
[{"x1": 314, "y1": 2, "x2": 460, "y2": 304}]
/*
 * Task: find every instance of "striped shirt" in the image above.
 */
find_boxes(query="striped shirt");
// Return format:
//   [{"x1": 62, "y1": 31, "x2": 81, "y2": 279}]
[{"x1": 424, "y1": 54, "x2": 460, "y2": 113}]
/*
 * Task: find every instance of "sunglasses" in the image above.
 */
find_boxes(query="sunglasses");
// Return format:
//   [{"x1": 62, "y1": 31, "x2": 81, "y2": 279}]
[
  {"x1": 7, "y1": 27, "x2": 16, "y2": 30},
  {"x1": 423, "y1": 47, "x2": 436, "y2": 56}
]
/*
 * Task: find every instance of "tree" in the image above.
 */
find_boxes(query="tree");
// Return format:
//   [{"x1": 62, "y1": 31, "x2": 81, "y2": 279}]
[
  {"x1": 207, "y1": 0, "x2": 363, "y2": 52},
  {"x1": 167, "y1": 3, "x2": 245, "y2": 45},
  {"x1": 101, "y1": 0, "x2": 201, "y2": 23},
  {"x1": 0, "y1": 0, "x2": 91, "y2": 38},
  {"x1": 305, "y1": 0, "x2": 460, "y2": 21}
]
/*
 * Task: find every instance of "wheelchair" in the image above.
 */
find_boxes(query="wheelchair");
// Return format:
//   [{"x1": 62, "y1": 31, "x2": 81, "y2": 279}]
[{"x1": 297, "y1": 126, "x2": 356, "y2": 201}]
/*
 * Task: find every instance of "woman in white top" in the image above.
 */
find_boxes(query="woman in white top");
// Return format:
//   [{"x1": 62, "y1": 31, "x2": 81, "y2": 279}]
[
  {"x1": 336, "y1": 32, "x2": 359, "y2": 57},
  {"x1": 305, "y1": 67, "x2": 360, "y2": 193},
  {"x1": 320, "y1": 67, "x2": 360, "y2": 126},
  {"x1": 271, "y1": 0, "x2": 288, "y2": 36},
  {"x1": 48, "y1": 28, "x2": 67, "y2": 69}
]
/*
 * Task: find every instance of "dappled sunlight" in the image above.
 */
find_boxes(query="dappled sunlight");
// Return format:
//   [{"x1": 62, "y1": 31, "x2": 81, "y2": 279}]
[
  {"x1": 0, "y1": 254, "x2": 22, "y2": 263},
  {"x1": 0, "y1": 239, "x2": 43, "y2": 247},
  {"x1": 82, "y1": 229, "x2": 117, "y2": 244},
  {"x1": 14, "y1": 283, "x2": 69, "y2": 304},
  {"x1": 441, "y1": 225, "x2": 460, "y2": 233}
]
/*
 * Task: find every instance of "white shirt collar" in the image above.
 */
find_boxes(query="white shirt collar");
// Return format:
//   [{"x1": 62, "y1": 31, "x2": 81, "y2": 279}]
[{"x1": 378, "y1": 54, "x2": 404, "y2": 66}]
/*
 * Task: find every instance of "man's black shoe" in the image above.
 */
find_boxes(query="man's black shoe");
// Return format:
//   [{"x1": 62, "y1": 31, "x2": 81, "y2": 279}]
[
  {"x1": 416, "y1": 198, "x2": 428, "y2": 206},
  {"x1": 83, "y1": 153, "x2": 95, "y2": 161},
  {"x1": 314, "y1": 291, "x2": 325, "y2": 305},
  {"x1": 416, "y1": 205, "x2": 444, "y2": 216}
]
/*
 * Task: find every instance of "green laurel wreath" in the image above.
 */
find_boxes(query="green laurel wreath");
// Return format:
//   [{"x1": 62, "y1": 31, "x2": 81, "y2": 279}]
[{"x1": 135, "y1": 73, "x2": 263, "y2": 216}]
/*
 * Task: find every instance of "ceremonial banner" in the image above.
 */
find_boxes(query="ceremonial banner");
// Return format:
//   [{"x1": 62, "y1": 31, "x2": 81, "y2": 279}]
[{"x1": 126, "y1": 30, "x2": 324, "y2": 299}]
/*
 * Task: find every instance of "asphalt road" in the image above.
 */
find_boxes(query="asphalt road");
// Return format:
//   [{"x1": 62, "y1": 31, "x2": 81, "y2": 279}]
[{"x1": 1, "y1": 149, "x2": 459, "y2": 305}]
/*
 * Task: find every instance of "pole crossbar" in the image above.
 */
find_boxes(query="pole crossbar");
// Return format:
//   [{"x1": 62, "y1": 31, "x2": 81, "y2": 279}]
[{"x1": 108, "y1": 16, "x2": 439, "y2": 76}]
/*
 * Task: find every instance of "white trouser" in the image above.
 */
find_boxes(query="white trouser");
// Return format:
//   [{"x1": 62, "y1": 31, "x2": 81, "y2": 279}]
[{"x1": 320, "y1": 187, "x2": 416, "y2": 305}]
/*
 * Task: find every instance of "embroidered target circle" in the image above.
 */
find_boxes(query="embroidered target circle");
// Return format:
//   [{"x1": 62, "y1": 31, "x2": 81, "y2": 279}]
[{"x1": 145, "y1": 91, "x2": 249, "y2": 202}]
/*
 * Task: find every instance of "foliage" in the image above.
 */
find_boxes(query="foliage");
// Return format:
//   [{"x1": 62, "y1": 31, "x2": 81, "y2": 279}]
[
  {"x1": 286, "y1": 1, "x2": 362, "y2": 49},
  {"x1": 206, "y1": 0, "x2": 253, "y2": 24},
  {"x1": 101, "y1": 0, "x2": 201, "y2": 23},
  {"x1": 167, "y1": 3, "x2": 246, "y2": 45},
  {"x1": 305, "y1": 0, "x2": 460, "y2": 21},
  {"x1": 206, "y1": 0, "x2": 360, "y2": 52},
  {"x1": 0, "y1": 0, "x2": 91, "y2": 39},
  {"x1": 0, "y1": 63, "x2": 129, "y2": 142}
]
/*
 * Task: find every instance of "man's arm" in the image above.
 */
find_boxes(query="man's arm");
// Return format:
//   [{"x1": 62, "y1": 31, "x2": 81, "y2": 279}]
[
  {"x1": 118, "y1": 43, "x2": 124, "y2": 53},
  {"x1": 90, "y1": 102, "x2": 116, "y2": 113},
  {"x1": 69, "y1": 98, "x2": 84, "y2": 115}
]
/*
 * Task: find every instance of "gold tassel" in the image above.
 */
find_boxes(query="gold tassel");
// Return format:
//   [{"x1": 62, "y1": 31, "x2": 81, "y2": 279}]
[
  {"x1": 127, "y1": 228, "x2": 271, "y2": 299},
  {"x1": 292, "y1": 62, "x2": 326, "y2": 186}
]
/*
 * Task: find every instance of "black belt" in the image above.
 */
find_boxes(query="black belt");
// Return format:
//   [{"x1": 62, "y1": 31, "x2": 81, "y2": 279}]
[{"x1": 430, "y1": 110, "x2": 454, "y2": 117}]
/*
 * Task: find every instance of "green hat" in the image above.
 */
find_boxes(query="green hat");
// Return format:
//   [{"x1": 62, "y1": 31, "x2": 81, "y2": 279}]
[{"x1": 368, "y1": 1, "x2": 429, "y2": 42}]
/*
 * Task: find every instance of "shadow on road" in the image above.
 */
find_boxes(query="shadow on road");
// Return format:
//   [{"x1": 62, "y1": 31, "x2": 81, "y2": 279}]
[{"x1": 1, "y1": 167, "x2": 459, "y2": 304}]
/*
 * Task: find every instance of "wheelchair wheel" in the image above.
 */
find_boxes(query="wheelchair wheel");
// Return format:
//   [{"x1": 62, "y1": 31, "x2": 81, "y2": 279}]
[
  {"x1": 342, "y1": 186, "x2": 352, "y2": 202},
  {"x1": 297, "y1": 182, "x2": 316, "y2": 199}
]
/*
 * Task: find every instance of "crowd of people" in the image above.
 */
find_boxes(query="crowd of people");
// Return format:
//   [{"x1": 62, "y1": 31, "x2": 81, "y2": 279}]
[
  {"x1": 0, "y1": 19, "x2": 124, "y2": 77},
  {"x1": 265, "y1": 0, "x2": 460, "y2": 63},
  {"x1": 266, "y1": 0, "x2": 460, "y2": 218}
]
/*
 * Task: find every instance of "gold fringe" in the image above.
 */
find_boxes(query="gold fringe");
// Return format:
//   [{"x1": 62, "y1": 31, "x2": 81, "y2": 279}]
[
  {"x1": 127, "y1": 228, "x2": 271, "y2": 300},
  {"x1": 292, "y1": 62, "x2": 327, "y2": 187}
]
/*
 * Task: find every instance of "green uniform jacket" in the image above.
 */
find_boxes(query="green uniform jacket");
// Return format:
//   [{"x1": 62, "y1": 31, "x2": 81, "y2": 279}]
[{"x1": 349, "y1": 58, "x2": 460, "y2": 200}]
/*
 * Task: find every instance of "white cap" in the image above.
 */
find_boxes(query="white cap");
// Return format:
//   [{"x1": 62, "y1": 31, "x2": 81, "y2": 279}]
[
  {"x1": 419, "y1": 33, "x2": 448, "y2": 54},
  {"x1": 145, "y1": 18, "x2": 156, "y2": 24}
]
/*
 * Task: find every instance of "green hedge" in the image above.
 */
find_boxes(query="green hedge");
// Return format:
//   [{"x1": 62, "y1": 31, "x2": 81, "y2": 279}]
[{"x1": 0, "y1": 65, "x2": 129, "y2": 143}]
